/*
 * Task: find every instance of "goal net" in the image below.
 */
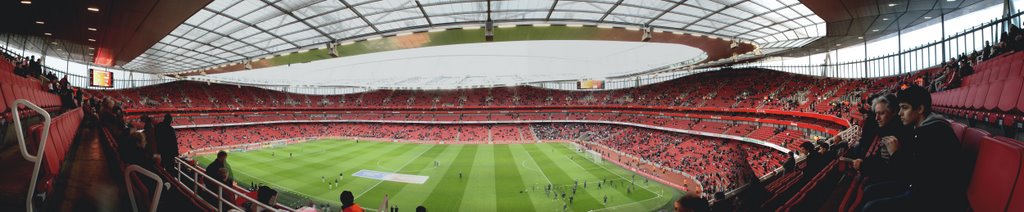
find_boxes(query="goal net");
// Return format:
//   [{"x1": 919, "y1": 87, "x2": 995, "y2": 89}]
[
  {"x1": 571, "y1": 142, "x2": 603, "y2": 164},
  {"x1": 586, "y1": 149, "x2": 603, "y2": 164}
]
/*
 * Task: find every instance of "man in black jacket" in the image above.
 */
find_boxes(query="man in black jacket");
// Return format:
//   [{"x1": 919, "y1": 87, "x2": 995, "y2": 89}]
[
  {"x1": 861, "y1": 86, "x2": 966, "y2": 211},
  {"x1": 156, "y1": 113, "x2": 180, "y2": 170}
]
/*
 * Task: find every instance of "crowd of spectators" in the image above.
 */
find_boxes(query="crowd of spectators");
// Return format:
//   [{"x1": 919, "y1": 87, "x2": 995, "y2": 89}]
[
  {"x1": 90, "y1": 68, "x2": 868, "y2": 122},
  {"x1": 924, "y1": 23, "x2": 1024, "y2": 93},
  {"x1": 531, "y1": 123, "x2": 787, "y2": 195}
]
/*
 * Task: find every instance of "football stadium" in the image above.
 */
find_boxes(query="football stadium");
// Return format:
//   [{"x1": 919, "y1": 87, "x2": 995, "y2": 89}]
[{"x1": 1, "y1": 0, "x2": 1024, "y2": 211}]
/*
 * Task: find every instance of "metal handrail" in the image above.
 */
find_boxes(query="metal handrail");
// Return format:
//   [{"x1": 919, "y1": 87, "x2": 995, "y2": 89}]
[
  {"x1": 12, "y1": 99, "x2": 52, "y2": 212},
  {"x1": 172, "y1": 157, "x2": 284, "y2": 211},
  {"x1": 124, "y1": 165, "x2": 164, "y2": 212}
]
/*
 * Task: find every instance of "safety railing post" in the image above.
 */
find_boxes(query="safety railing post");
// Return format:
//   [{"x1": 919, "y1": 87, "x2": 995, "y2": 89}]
[
  {"x1": 12, "y1": 99, "x2": 51, "y2": 212},
  {"x1": 193, "y1": 171, "x2": 199, "y2": 194},
  {"x1": 124, "y1": 165, "x2": 164, "y2": 212},
  {"x1": 174, "y1": 158, "x2": 278, "y2": 211},
  {"x1": 218, "y1": 187, "x2": 223, "y2": 211},
  {"x1": 176, "y1": 162, "x2": 181, "y2": 180}
]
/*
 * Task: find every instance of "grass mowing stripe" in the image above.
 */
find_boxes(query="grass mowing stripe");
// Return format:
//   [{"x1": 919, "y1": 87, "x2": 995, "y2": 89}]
[
  {"x1": 459, "y1": 145, "x2": 497, "y2": 211},
  {"x1": 547, "y1": 143, "x2": 656, "y2": 202},
  {"x1": 421, "y1": 145, "x2": 479, "y2": 211},
  {"x1": 357, "y1": 144, "x2": 451, "y2": 210},
  {"x1": 256, "y1": 142, "x2": 418, "y2": 203},
  {"x1": 509, "y1": 144, "x2": 565, "y2": 211},
  {"x1": 223, "y1": 142, "x2": 409, "y2": 199},
  {"x1": 389, "y1": 145, "x2": 465, "y2": 211},
  {"x1": 261, "y1": 142, "x2": 383, "y2": 177},
  {"x1": 537, "y1": 143, "x2": 642, "y2": 211},
  {"x1": 551, "y1": 143, "x2": 682, "y2": 212},
  {"x1": 523, "y1": 144, "x2": 602, "y2": 211},
  {"x1": 354, "y1": 144, "x2": 436, "y2": 197},
  {"x1": 302, "y1": 142, "x2": 415, "y2": 197},
  {"x1": 492, "y1": 145, "x2": 533, "y2": 211}
]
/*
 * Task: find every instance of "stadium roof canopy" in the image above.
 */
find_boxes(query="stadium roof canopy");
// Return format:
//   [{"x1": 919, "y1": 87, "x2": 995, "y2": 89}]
[
  {"x1": 202, "y1": 40, "x2": 705, "y2": 88},
  {"x1": 122, "y1": 0, "x2": 826, "y2": 75},
  {"x1": 0, "y1": 0, "x2": 999, "y2": 88}
]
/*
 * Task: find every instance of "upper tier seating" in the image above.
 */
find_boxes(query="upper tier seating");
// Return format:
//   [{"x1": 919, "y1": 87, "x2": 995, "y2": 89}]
[
  {"x1": 932, "y1": 51, "x2": 1024, "y2": 126},
  {"x1": 89, "y1": 69, "x2": 869, "y2": 122}
]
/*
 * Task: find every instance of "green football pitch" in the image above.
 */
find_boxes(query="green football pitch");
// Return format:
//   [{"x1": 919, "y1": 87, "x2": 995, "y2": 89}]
[{"x1": 195, "y1": 140, "x2": 683, "y2": 212}]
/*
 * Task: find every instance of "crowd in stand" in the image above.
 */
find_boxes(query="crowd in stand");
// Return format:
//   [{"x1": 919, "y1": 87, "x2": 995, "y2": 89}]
[
  {"x1": 90, "y1": 68, "x2": 872, "y2": 123},
  {"x1": 922, "y1": 23, "x2": 1024, "y2": 93},
  {"x1": 10, "y1": 55, "x2": 43, "y2": 78},
  {"x1": 91, "y1": 95, "x2": 181, "y2": 170},
  {"x1": 531, "y1": 123, "x2": 787, "y2": 195}
]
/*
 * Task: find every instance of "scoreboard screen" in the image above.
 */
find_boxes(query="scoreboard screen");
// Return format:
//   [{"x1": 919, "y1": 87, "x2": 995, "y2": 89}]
[
  {"x1": 577, "y1": 80, "x2": 604, "y2": 89},
  {"x1": 90, "y1": 69, "x2": 114, "y2": 88}
]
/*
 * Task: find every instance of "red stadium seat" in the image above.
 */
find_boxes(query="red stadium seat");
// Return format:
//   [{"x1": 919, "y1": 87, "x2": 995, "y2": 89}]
[
  {"x1": 942, "y1": 90, "x2": 952, "y2": 108},
  {"x1": 967, "y1": 136, "x2": 1024, "y2": 212},
  {"x1": 958, "y1": 87, "x2": 970, "y2": 108},
  {"x1": 984, "y1": 82, "x2": 1003, "y2": 110},
  {"x1": 951, "y1": 122, "x2": 967, "y2": 141},
  {"x1": 980, "y1": 68, "x2": 992, "y2": 83},
  {"x1": 1007, "y1": 137, "x2": 1024, "y2": 212},
  {"x1": 1014, "y1": 55, "x2": 1024, "y2": 77},
  {"x1": 998, "y1": 76, "x2": 1023, "y2": 112},
  {"x1": 1, "y1": 83, "x2": 15, "y2": 110},
  {"x1": 971, "y1": 84, "x2": 987, "y2": 109},
  {"x1": 1019, "y1": 82, "x2": 1024, "y2": 112},
  {"x1": 962, "y1": 128, "x2": 991, "y2": 157},
  {"x1": 989, "y1": 64, "x2": 1005, "y2": 82}
]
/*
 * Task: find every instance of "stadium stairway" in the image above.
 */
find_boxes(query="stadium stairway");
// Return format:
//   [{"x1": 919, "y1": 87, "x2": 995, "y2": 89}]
[{"x1": 45, "y1": 127, "x2": 129, "y2": 211}]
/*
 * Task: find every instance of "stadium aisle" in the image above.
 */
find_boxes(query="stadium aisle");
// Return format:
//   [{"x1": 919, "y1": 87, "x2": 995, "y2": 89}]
[{"x1": 49, "y1": 128, "x2": 127, "y2": 211}]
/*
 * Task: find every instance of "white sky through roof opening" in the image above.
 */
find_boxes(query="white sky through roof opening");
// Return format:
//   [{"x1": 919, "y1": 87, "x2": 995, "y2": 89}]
[{"x1": 205, "y1": 40, "x2": 704, "y2": 88}]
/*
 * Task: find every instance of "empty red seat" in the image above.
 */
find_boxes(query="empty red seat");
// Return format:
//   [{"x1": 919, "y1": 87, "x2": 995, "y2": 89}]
[
  {"x1": 943, "y1": 92, "x2": 953, "y2": 107},
  {"x1": 1000, "y1": 64, "x2": 1013, "y2": 81},
  {"x1": 938, "y1": 92, "x2": 949, "y2": 106},
  {"x1": 1014, "y1": 55, "x2": 1024, "y2": 77},
  {"x1": 999, "y1": 76, "x2": 1023, "y2": 112},
  {"x1": 989, "y1": 65, "x2": 1005, "y2": 82},
  {"x1": 1007, "y1": 137, "x2": 1024, "y2": 212},
  {"x1": 1019, "y1": 82, "x2": 1024, "y2": 112},
  {"x1": 962, "y1": 128, "x2": 991, "y2": 157},
  {"x1": 967, "y1": 136, "x2": 1024, "y2": 212},
  {"x1": 1, "y1": 83, "x2": 15, "y2": 111},
  {"x1": 979, "y1": 68, "x2": 992, "y2": 83},
  {"x1": 957, "y1": 87, "x2": 969, "y2": 108},
  {"x1": 984, "y1": 82, "x2": 1003, "y2": 110},
  {"x1": 951, "y1": 122, "x2": 967, "y2": 141},
  {"x1": 971, "y1": 85, "x2": 987, "y2": 109},
  {"x1": 30, "y1": 123, "x2": 61, "y2": 191}
]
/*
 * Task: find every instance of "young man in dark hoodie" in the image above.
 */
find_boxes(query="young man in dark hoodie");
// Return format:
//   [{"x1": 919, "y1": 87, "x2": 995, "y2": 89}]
[
  {"x1": 853, "y1": 94, "x2": 912, "y2": 182},
  {"x1": 861, "y1": 85, "x2": 966, "y2": 211}
]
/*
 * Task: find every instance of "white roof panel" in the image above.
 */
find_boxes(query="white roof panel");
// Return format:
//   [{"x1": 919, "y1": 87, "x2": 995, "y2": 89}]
[{"x1": 125, "y1": 0, "x2": 825, "y2": 73}]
